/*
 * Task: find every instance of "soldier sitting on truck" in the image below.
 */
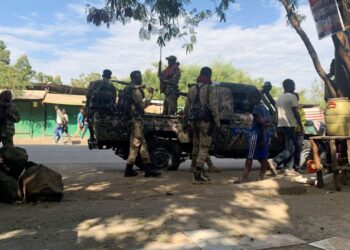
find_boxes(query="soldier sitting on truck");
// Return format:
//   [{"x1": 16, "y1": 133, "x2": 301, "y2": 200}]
[
  {"x1": 86, "y1": 69, "x2": 116, "y2": 144},
  {"x1": 122, "y1": 70, "x2": 161, "y2": 178}
]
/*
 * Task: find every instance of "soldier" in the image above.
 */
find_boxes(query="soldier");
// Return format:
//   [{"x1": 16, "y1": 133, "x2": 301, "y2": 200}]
[
  {"x1": 124, "y1": 70, "x2": 161, "y2": 178},
  {"x1": 0, "y1": 90, "x2": 20, "y2": 148},
  {"x1": 86, "y1": 69, "x2": 116, "y2": 143},
  {"x1": 160, "y1": 55, "x2": 181, "y2": 115},
  {"x1": 184, "y1": 67, "x2": 220, "y2": 184}
]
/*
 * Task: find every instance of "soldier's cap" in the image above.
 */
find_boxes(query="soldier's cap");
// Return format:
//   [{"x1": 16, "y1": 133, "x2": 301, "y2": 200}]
[
  {"x1": 263, "y1": 81, "x2": 272, "y2": 88},
  {"x1": 102, "y1": 69, "x2": 112, "y2": 79},
  {"x1": 166, "y1": 55, "x2": 177, "y2": 61}
]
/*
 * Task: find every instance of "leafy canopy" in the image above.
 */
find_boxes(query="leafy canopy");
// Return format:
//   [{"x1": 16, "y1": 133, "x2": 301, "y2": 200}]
[{"x1": 87, "y1": 0, "x2": 235, "y2": 52}]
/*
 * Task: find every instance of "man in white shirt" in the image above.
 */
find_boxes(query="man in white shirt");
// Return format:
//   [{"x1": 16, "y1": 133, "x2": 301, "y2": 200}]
[
  {"x1": 268, "y1": 79, "x2": 304, "y2": 176},
  {"x1": 53, "y1": 105, "x2": 64, "y2": 144}
]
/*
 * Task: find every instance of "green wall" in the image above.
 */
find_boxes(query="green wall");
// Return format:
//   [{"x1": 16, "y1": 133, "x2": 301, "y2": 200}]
[{"x1": 14, "y1": 100, "x2": 88, "y2": 139}]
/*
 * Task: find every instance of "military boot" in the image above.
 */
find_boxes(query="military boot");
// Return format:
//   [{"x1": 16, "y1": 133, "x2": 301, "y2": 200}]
[
  {"x1": 144, "y1": 163, "x2": 161, "y2": 178},
  {"x1": 192, "y1": 167, "x2": 210, "y2": 184},
  {"x1": 124, "y1": 164, "x2": 138, "y2": 177}
]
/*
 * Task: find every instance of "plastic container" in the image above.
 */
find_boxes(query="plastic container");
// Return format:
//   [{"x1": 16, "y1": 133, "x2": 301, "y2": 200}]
[{"x1": 325, "y1": 98, "x2": 350, "y2": 136}]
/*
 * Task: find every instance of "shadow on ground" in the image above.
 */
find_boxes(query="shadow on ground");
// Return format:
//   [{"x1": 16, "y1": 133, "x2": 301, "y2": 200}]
[{"x1": 0, "y1": 164, "x2": 350, "y2": 250}]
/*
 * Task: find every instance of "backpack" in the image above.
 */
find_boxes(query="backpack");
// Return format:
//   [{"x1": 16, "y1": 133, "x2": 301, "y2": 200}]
[
  {"x1": 90, "y1": 82, "x2": 115, "y2": 109},
  {"x1": 189, "y1": 84, "x2": 213, "y2": 121},
  {"x1": 116, "y1": 87, "x2": 143, "y2": 120}
]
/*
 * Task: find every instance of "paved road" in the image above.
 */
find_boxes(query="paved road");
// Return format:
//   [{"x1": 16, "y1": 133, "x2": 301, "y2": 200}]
[{"x1": 19, "y1": 145, "x2": 258, "y2": 171}]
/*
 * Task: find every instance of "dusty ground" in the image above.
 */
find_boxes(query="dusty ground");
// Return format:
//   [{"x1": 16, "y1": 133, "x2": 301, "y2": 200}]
[{"x1": 0, "y1": 164, "x2": 350, "y2": 250}]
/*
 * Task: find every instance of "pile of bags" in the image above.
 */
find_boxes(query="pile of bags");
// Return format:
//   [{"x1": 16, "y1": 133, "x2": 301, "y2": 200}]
[{"x1": 0, "y1": 147, "x2": 63, "y2": 203}]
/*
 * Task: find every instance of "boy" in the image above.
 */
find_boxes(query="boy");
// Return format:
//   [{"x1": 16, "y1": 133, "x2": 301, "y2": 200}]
[{"x1": 235, "y1": 89, "x2": 271, "y2": 183}]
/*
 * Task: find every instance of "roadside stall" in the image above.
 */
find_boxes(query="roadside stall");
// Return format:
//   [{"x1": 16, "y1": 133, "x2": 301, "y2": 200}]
[{"x1": 310, "y1": 98, "x2": 350, "y2": 191}]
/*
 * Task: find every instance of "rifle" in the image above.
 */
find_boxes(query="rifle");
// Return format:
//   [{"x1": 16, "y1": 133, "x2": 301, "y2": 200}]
[
  {"x1": 110, "y1": 80, "x2": 158, "y2": 93},
  {"x1": 158, "y1": 46, "x2": 166, "y2": 93}
]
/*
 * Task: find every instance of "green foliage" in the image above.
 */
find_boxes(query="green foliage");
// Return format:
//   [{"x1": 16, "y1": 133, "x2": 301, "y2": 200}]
[
  {"x1": 0, "y1": 40, "x2": 63, "y2": 90},
  {"x1": 86, "y1": 0, "x2": 235, "y2": 52},
  {"x1": 0, "y1": 41, "x2": 10, "y2": 65},
  {"x1": 70, "y1": 72, "x2": 101, "y2": 88},
  {"x1": 33, "y1": 72, "x2": 61, "y2": 84},
  {"x1": 139, "y1": 60, "x2": 266, "y2": 106},
  {"x1": 13, "y1": 55, "x2": 34, "y2": 87}
]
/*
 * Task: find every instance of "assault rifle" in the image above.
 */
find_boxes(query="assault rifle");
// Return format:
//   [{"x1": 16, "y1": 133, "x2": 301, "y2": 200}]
[{"x1": 110, "y1": 80, "x2": 158, "y2": 93}]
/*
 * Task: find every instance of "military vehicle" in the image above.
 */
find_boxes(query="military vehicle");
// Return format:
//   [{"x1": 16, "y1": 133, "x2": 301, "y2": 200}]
[{"x1": 89, "y1": 82, "x2": 283, "y2": 170}]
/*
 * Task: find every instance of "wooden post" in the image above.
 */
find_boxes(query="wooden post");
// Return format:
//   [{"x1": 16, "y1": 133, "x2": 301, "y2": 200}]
[
  {"x1": 330, "y1": 139, "x2": 341, "y2": 191},
  {"x1": 311, "y1": 139, "x2": 324, "y2": 188}
]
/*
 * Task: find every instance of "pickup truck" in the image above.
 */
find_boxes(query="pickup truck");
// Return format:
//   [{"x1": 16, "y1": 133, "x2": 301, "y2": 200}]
[{"x1": 89, "y1": 82, "x2": 284, "y2": 170}]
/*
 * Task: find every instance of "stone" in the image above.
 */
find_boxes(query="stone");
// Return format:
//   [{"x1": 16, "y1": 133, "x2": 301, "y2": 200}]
[
  {"x1": 309, "y1": 237, "x2": 350, "y2": 250},
  {"x1": 0, "y1": 146, "x2": 28, "y2": 180},
  {"x1": 184, "y1": 229, "x2": 243, "y2": 250},
  {"x1": 0, "y1": 169, "x2": 19, "y2": 203},
  {"x1": 238, "y1": 234, "x2": 306, "y2": 250},
  {"x1": 19, "y1": 165, "x2": 63, "y2": 202}
]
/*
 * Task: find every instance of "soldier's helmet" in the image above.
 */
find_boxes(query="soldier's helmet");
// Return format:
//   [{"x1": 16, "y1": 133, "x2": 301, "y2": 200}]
[{"x1": 102, "y1": 69, "x2": 112, "y2": 79}]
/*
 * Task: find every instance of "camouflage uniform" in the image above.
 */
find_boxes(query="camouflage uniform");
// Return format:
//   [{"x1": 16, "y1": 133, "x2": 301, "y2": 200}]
[
  {"x1": 126, "y1": 85, "x2": 152, "y2": 165},
  {"x1": 184, "y1": 83, "x2": 220, "y2": 170},
  {"x1": 0, "y1": 96, "x2": 20, "y2": 148},
  {"x1": 162, "y1": 67, "x2": 181, "y2": 115}
]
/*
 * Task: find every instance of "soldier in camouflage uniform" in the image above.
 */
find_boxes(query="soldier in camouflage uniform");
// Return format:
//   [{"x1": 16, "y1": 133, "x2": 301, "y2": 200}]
[
  {"x1": 160, "y1": 55, "x2": 181, "y2": 115},
  {"x1": 0, "y1": 90, "x2": 20, "y2": 148},
  {"x1": 86, "y1": 69, "x2": 116, "y2": 143},
  {"x1": 184, "y1": 67, "x2": 220, "y2": 183},
  {"x1": 124, "y1": 70, "x2": 161, "y2": 178}
]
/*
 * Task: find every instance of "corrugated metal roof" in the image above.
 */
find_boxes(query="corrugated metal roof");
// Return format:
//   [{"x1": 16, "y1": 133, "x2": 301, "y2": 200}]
[
  {"x1": 43, "y1": 93, "x2": 86, "y2": 106},
  {"x1": 0, "y1": 90, "x2": 47, "y2": 100}
]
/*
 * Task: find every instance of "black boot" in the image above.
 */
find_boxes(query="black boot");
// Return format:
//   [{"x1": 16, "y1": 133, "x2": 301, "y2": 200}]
[
  {"x1": 124, "y1": 164, "x2": 138, "y2": 177},
  {"x1": 144, "y1": 163, "x2": 161, "y2": 178}
]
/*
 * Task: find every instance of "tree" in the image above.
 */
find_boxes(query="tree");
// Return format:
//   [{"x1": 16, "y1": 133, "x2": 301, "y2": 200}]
[
  {"x1": 0, "y1": 40, "x2": 10, "y2": 65},
  {"x1": 14, "y1": 55, "x2": 34, "y2": 87},
  {"x1": 281, "y1": 0, "x2": 350, "y2": 99},
  {"x1": 86, "y1": 0, "x2": 235, "y2": 52},
  {"x1": 53, "y1": 75, "x2": 63, "y2": 84},
  {"x1": 33, "y1": 72, "x2": 55, "y2": 84},
  {"x1": 140, "y1": 60, "x2": 267, "y2": 105},
  {"x1": 70, "y1": 72, "x2": 101, "y2": 88}
]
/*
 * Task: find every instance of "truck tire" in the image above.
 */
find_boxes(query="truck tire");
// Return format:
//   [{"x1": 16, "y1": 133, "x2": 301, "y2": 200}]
[{"x1": 148, "y1": 139, "x2": 181, "y2": 171}]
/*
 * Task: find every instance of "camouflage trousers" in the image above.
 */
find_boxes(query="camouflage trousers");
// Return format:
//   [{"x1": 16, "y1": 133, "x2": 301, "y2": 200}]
[
  {"x1": 162, "y1": 93, "x2": 178, "y2": 115},
  {"x1": 191, "y1": 121, "x2": 212, "y2": 169},
  {"x1": 127, "y1": 120, "x2": 151, "y2": 165}
]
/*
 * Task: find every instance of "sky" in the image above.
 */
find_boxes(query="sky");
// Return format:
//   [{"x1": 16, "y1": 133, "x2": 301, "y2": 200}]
[{"x1": 0, "y1": 0, "x2": 333, "y2": 91}]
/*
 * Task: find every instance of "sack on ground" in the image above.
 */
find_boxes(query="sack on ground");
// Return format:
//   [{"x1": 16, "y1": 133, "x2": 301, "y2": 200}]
[
  {"x1": 19, "y1": 165, "x2": 63, "y2": 202},
  {"x1": 0, "y1": 169, "x2": 19, "y2": 203}
]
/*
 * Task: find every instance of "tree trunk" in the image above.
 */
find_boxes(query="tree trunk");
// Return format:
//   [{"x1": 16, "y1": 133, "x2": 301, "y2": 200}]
[
  {"x1": 280, "y1": 0, "x2": 337, "y2": 98},
  {"x1": 332, "y1": 1, "x2": 350, "y2": 98}
]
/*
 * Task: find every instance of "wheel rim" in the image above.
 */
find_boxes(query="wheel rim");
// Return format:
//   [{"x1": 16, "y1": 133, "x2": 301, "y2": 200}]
[{"x1": 151, "y1": 148, "x2": 171, "y2": 169}]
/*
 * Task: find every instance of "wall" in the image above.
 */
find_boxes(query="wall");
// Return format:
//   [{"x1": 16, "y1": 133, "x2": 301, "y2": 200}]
[{"x1": 14, "y1": 100, "x2": 89, "y2": 139}]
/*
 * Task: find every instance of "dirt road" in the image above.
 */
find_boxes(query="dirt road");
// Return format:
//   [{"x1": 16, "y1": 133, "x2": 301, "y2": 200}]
[{"x1": 1, "y1": 162, "x2": 349, "y2": 250}]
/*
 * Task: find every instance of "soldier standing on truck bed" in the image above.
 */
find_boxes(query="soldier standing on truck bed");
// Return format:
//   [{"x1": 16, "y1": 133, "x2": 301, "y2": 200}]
[
  {"x1": 123, "y1": 70, "x2": 161, "y2": 178},
  {"x1": 159, "y1": 55, "x2": 181, "y2": 115},
  {"x1": 0, "y1": 90, "x2": 20, "y2": 148},
  {"x1": 184, "y1": 67, "x2": 220, "y2": 184},
  {"x1": 85, "y1": 69, "x2": 116, "y2": 144}
]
